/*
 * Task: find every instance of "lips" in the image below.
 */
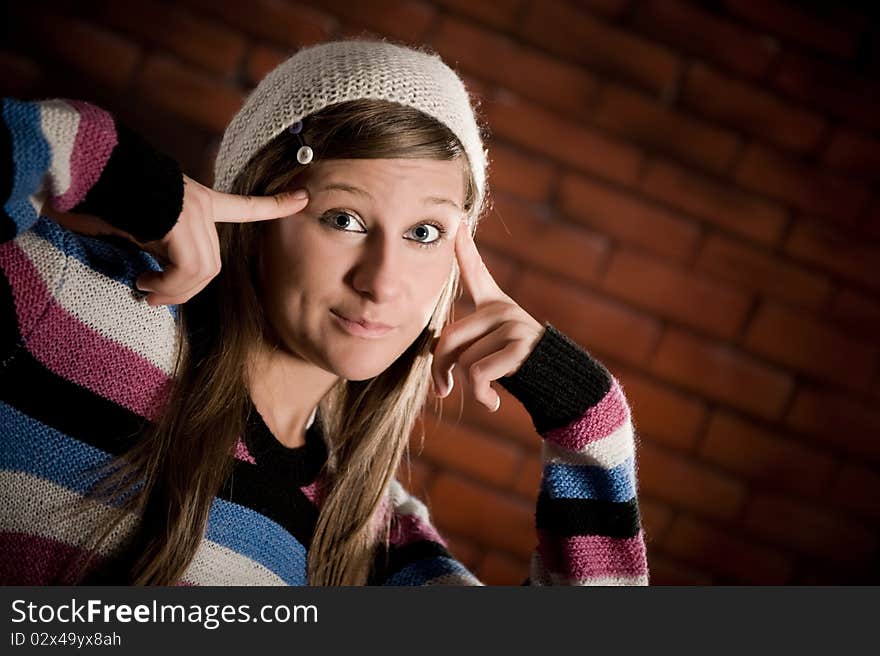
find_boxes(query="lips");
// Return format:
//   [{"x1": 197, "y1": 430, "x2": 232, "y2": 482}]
[{"x1": 331, "y1": 310, "x2": 396, "y2": 338}]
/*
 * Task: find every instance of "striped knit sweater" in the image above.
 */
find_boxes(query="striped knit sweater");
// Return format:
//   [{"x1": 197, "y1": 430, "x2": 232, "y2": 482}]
[{"x1": 0, "y1": 97, "x2": 650, "y2": 586}]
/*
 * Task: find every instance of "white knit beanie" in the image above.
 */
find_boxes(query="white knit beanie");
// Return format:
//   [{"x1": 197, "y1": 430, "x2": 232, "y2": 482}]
[{"x1": 213, "y1": 39, "x2": 489, "y2": 215}]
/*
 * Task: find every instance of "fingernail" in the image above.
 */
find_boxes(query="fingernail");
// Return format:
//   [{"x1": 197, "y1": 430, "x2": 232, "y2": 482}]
[
  {"x1": 291, "y1": 189, "x2": 308, "y2": 200},
  {"x1": 445, "y1": 370, "x2": 454, "y2": 396},
  {"x1": 492, "y1": 394, "x2": 501, "y2": 412}
]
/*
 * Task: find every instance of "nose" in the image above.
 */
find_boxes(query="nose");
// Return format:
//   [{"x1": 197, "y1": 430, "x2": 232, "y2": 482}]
[{"x1": 350, "y1": 232, "x2": 406, "y2": 303}]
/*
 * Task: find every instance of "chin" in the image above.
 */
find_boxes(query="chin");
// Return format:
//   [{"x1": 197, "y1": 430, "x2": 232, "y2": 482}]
[{"x1": 324, "y1": 347, "x2": 393, "y2": 382}]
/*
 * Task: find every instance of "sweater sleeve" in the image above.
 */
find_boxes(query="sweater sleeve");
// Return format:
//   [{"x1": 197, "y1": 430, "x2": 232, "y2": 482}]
[
  {"x1": 1, "y1": 97, "x2": 184, "y2": 245},
  {"x1": 372, "y1": 322, "x2": 649, "y2": 586}
]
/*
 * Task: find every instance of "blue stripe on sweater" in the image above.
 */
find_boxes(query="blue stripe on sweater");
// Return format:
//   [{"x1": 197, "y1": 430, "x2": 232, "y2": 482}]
[
  {"x1": 541, "y1": 457, "x2": 636, "y2": 502},
  {"x1": 0, "y1": 401, "x2": 303, "y2": 581},
  {"x1": 205, "y1": 499, "x2": 308, "y2": 586},
  {"x1": 0, "y1": 399, "x2": 122, "y2": 496},
  {"x1": 27, "y1": 216, "x2": 178, "y2": 323},
  {"x1": 2, "y1": 99, "x2": 49, "y2": 236},
  {"x1": 382, "y1": 556, "x2": 476, "y2": 586}
]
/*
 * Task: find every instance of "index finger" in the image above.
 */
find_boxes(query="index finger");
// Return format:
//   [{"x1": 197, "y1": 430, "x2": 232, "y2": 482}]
[
  {"x1": 209, "y1": 189, "x2": 309, "y2": 223},
  {"x1": 454, "y1": 220, "x2": 505, "y2": 307}
]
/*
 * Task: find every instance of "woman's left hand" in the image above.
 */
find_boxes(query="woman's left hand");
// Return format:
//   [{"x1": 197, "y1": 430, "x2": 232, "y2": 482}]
[{"x1": 430, "y1": 221, "x2": 544, "y2": 412}]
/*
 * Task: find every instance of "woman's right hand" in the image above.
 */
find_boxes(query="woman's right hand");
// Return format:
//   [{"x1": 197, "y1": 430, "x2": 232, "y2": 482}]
[{"x1": 43, "y1": 173, "x2": 310, "y2": 307}]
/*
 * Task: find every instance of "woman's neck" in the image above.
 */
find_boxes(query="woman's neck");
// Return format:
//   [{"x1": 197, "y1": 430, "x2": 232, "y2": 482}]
[{"x1": 246, "y1": 339, "x2": 338, "y2": 449}]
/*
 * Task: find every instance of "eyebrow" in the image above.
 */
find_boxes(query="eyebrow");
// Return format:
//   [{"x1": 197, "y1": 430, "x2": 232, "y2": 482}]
[{"x1": 315, "y1": 182, "x2": 462, "y2": 212}]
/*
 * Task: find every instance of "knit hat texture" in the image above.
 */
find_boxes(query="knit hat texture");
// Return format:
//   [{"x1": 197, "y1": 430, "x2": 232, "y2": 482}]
[{"x1": 213, "y1": 39, "x2": 488, "y2": 214}]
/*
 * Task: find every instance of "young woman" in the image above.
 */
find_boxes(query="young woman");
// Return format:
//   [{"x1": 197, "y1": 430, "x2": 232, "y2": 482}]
[{"x1": 0, "y1": 39, "x2": 649, "y2": 586}]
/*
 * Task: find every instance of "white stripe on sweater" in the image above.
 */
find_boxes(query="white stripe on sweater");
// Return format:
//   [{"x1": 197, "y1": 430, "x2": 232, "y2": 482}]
[
  {"x1": 38, "y1": 99, "x2": 80, "y2": 198},
  {"x1": 18, "y1": 229, "x2": 180, "y2": 375},
  {"x1": 0, "y1": 470, "x2": 285, "y2": 585},
  {"x1": 542, "y1": 417, "x2": 635, "y2": 470}
]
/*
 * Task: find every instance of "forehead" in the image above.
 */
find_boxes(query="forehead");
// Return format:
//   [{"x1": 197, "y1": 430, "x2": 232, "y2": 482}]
[{"x1": 301, "y1": 158, "x2": 466, "y2": 203}]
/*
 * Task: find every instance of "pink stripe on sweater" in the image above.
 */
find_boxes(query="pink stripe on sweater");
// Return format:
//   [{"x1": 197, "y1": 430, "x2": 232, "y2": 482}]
[
  {"x1": 390, "y1": 512, "x2": 448, "y2": 548},
  {"x1": 1, "y1": 240, "x2": 171, "y2": 421},
  {"x1": 53, "y1": 100, "x2": 118, "y2": 212},
  {"x1": 233, "y1": 436, "x2": 256, "y2": 464},
  {"x1": 545, "y1": 377, "x2": 630, "y2": 451},
  {"x1": 536, "y1": 529, "x2": 648, "y2": 581},
  {"x1": 0, "y1": 531, "x2": 106, "y2": 585}
]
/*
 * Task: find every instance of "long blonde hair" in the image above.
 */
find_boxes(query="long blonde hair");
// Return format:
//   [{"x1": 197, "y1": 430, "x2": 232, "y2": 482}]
[{"x1": 69, "y1": 98, "x2": 489, "y2": 585}]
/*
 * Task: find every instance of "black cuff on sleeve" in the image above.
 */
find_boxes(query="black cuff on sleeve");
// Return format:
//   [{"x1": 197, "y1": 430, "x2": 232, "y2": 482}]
[
  {"x1": 497, "y1": 322, "x2": 614, "y2": 434},
  {"x1": 72, "y1": 121, "x2": 184, "y2": 244}
]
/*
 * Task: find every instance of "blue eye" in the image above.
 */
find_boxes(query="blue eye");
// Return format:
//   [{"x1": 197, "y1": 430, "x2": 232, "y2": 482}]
[
  {"x1": 323, "y1": 210, "x2": 365, "y2": 233},
  {"x1": 407, "y1": 223, "x2": 446, "y2": 248},
  {"x1": 320, "y1": 210, "x2": 447, "y2": 249}
]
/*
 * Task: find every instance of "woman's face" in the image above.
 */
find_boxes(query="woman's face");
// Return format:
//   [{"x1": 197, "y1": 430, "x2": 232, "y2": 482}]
[{"x1": 258, "y1": 157, "x2": 467, "y2": 381}]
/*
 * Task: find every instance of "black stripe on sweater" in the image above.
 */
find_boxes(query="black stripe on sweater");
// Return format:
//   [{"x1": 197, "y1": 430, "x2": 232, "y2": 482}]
[
  {"x1": 72, "y1": 121, "x2": 183, "y2": 244},
  {"x1": 536, "y1": 489, "x2": 641, "y2": 539},
  {"x1": 0, "y1": 317, "x2": 152, "y2": 455},
  {"x1": 0, "y1": 325, "x2": 320, "y2": 548},
  {"x1": 498, "y1": 322, "x2": 614, "y2": 435},
  {"x1": 368, "y1": 539, "x2": 457, "y2": 585}
]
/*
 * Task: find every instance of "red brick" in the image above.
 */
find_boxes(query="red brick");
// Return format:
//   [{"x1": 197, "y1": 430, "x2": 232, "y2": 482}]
[
  {"x1": 414, "y1": 416, "x2": 524, "y2": 488},
  {"x1": 476, "y1": 194, "x2": 608, "y2": 287},
  {"x1": 866, "y1": 203, "x2": 880, "y2": 240},
  {"x1": 649, "y1": 328, "x2": 794, "y2": 420},
  {"x1": 637, "y1": 442, "x2": 747, "y2": 521},
  {"x1": 244, "y1": 45, "x2": 287, "y2": 86},
  {"x1": 635, "y1": 0, "x2": 778, "y2": 79},
  {"x1": 484, "y1": 91, "x2": 642, "y2": 185},
  {"x1": 441, "y1": 532, "x2": 483, "y2": 573},
  {"x1": 742, "y1": 301, "x2": 878, "y2": 391},
  {"x1": 431, "y1": 362, "x2": 542, "y2": 453},
  {"x1": 614, "y1": 369, "x2": 707, "y2": 451},
  {"x1": 742, "y1": 491, "x2": 879, "y2": 567},
  {"x1": 600, "y1": 249, "x2": 753, "y2": 339},
  {"x1": 95, "y1": 0, "x2": 246, "y2": 77},
  {"x1": 663, "y1": 514, "x2": 796, "y2": 584},
  {"x1": 135, "y1": 55, "x2": 245, "y2": 134},
  {"x1": 515, "y1": 269, "x2": 661, "y2": 367},
  {"x1": 515, "y1": 0, "x2": 680, "y2": 95},
  {"x1": 694, "y1": 233, "x2": 831, "y2": 312},
  {"x1": 735, "y1": 145, "x2": 872, "y2": 225},
  {"x1": 593, "y1": 84, "x2": 740, "y2": 174},
  {"x1": 485, "y1": 141, "x2": 556, "y2": 203},
  {"x1": 794, "y1": 561, "x2": 879, "y2": 585},
  {"x1": 16, "y1": 9, "x2": 140, "y2": 91},
  {"x1": 512, "y1": 453, "x2": 542, "y2": 499},
  {"x1": 477, "y1": 550, "x2": 529, "y2": 585},
  {"x1": 429, "y1": 472, "x2": 536, "y2": 559},
  {"x1": 784, "y1": 217, "x2": 880, "y2": 292},
  {"x1": 182, "y1": 0, "x2": 335, "y2": 48},
  {"x1": 429, "y1": 17, "x2": 600, "y2": 120},
  {"x1": 699, "y1": 411, "x2": 837, "y2": 498},
  {"x1": 299, "y1": 0, "x2": 435, "y2": 42},
  {"x1": 0, "y1": 51, "x2": 43, "y2": 98},
  {"x1": 467, "y1": 247, "x2": 518, "y2": 296},
  {"x1": 823, "y1": 129, "x2": 880, "y2": 182},
  {"x1": 786, "y1": 386, "x2": 880, "y2": 464},
  {"x1": 828, "y1": 463, "x2": 880, "y2": 521},
  {"x1": 431, "y1": 0, "x2": 524, "y2": 30},
  {"x1": 640, "y1": 159, "x2": 787, "y2": 246},
  {"x1": 646, "y1": 551, "x2": 714, "y2": 585},
  {"x1": 559, "y1": 173, "x2": 700, "y2": 263},
  {"x1": 829, "y1": 288, "x2": 880, "y2": 343},
  {"x1": 724, "y1": 0, "x2": 861, "y2": 60},
  {"x1": 395, "y1": 458, "x2": 433, "y2": 501},
  {"x1": 774, "y1": 52, "x2": 880, "y2": 133},
  {"x1": 638, "y1": 497, "x2": 676, "y2": 546},
  {"x1": 681, "y1": 63, "x2": 826, "y2": 153}
]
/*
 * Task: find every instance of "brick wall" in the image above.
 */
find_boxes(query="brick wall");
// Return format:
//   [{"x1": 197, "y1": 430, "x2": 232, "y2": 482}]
[{"x1": 3, "y1": 0, "x2": 879, "y2": 585}]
